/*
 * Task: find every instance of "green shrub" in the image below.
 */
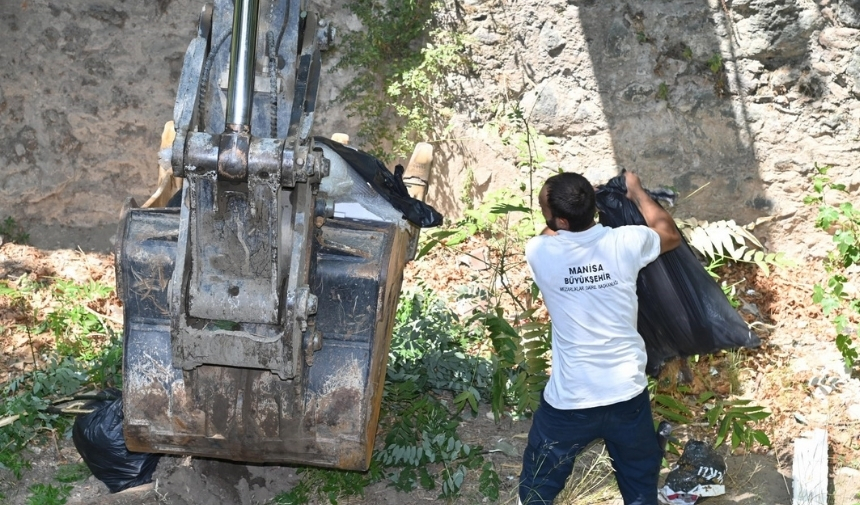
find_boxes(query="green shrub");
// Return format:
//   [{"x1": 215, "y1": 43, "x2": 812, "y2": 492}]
[
  {"x1": 26, "y1": 483, "x2": 72, "y2": 505},
  {"x1": 0, "y1": 277, "x2": 121, "y2": 478},
  {"x1": 335, "y1": 0, "x2": 469, "y2": 160},
  {"x1": 0, "y1": 216, "x2": 29, "y2": 244},
  {"x1": 804, "y1": 163, "x2": 860, "y2": 369}
]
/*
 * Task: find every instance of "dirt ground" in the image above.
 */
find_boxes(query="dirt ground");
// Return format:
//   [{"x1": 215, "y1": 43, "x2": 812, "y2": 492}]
[{"x1": 1, "y1": 235, "x2": 859, "y2": 505}]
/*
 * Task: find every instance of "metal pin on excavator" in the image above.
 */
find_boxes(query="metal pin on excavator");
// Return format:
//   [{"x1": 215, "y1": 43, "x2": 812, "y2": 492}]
[{"x1": 115, "y1": 0, "x2": 438, "y2": 470}]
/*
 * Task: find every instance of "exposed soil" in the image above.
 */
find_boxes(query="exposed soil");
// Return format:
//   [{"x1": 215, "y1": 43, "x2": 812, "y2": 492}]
[{"x1": 1, "y1": 235, "x2": 859, "y2": 505}]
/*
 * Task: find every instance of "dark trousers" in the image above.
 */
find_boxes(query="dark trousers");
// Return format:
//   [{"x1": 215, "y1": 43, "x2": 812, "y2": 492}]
[{"x1": 519, "y1": 388, "x2": 662, "y2": 505}]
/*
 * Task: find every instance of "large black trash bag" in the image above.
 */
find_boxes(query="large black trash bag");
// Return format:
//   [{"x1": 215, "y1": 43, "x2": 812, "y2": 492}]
[
  {"x1": 314, "y1": 136, "x2": 444, "y2": 228},
  {"x1": 595, "y1": 173, "x2": 760, "y2": 376},
  {"x1": 72, "y1": 388, "x2": 161, "y2": 493}
]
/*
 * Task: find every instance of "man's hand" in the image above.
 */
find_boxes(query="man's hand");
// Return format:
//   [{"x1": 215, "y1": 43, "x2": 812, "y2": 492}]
[
  {"x1": 624, "y1": 171, "x2": 646, "y2": 200},
  {"x1": 623, "y1": 171, "x2": 681, "y2": 254}
]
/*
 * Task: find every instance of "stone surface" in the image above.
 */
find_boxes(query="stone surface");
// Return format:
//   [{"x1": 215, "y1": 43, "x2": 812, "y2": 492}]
[{"x1": 2, "y1": 0, "x2": 859, "y2": 266}]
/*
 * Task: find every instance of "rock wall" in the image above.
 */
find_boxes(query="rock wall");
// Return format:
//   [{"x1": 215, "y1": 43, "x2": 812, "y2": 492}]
[
  {"x1": 0, "y1": 2, "x2": 197, "y2": 228},
  {"x1": 1, "y1": 0, "x2": 858, "y2": 260},
  {"x1": 430, "y1": 0, "x2": 860, "y2": 260}
]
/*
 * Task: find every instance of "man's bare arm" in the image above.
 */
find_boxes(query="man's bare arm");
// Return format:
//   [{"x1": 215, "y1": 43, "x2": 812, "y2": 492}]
[{"x1": 624, "y1": 172, "x2": 681, "y2": 253}]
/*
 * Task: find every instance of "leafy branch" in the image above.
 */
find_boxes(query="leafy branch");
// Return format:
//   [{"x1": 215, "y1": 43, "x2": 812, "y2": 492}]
[
  {"x1": 335, "y1": 0, "x2": 469, "y2": 160},
  {"x1": 653, "y1": 388, "x2": 771, "y2": 452},
  {"x1": 676, "y1": 217, "x2": 790, "y2": 275},
  {"x1": 804, "y1": 163, "x2": 860, "y2": 369}
]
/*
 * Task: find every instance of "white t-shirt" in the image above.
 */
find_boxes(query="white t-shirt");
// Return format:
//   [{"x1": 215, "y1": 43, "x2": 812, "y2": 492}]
[{"x1": 525, "y1": 223, "x2": 661, "y2": 410}]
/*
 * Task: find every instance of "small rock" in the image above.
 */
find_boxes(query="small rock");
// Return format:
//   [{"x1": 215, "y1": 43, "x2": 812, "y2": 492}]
[
  {"x1": 818, "y1": 27, "x2": 860, "y2": 49},
  {"x1": 491, "y1": 439, "x2": 519, "y2": 457},
  {"x1": 741, "y1": 301, "x2": 761, "y2": 317},
  {"x1": 811, "y1": 385, "x2": 833, "y2": 398},
  {"x1": 472, "y1": 26, "x2": 501, "y2": 45},
  {"x1": 811, "y1": 61, "x2": 832, "y2": 75},
  {"x1": 837, "y1": 2, "x2": 860, "y2": 28},
  {"x1": 457, "y1": 247, "x2": 489, "y2": 270},
  {"x1": 539, "y1": 23, "x2": 566, "y2": 55},
  {"x1": 836, "y1": 467, "x2": 860, "y2": 478},
  {"x1": 455, "y1": 298, "x2": 479, "y2": 317},
  {"x1": 846, "y1": 404, "x2": 860, "y2": 421}
]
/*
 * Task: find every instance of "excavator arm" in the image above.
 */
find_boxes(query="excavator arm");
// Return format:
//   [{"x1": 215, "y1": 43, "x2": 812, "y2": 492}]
[{"x1": 115, "y1": 0, "x2": 434, "y2": 470}]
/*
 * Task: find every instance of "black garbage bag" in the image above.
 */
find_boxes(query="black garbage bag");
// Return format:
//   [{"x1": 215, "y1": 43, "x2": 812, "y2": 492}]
[
  {"x1": 595, "y1": 174, "x2": 760, "y2": 376},
  {"x1": 658, "y1": 439, "x2": 727, "y2": 504},
  {"x1": 72, "y1": 388, "x2": 161, "y2": 493},
  {"x1": 314, "y1": 136, "x2": 444, "y2": 228}
]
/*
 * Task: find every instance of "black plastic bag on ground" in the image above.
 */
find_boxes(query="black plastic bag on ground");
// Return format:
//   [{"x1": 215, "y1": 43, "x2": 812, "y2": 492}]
[
  {"x1": 658, "y1": 439, "x2": 727, "y2": 504},
  {"x1": 72, "y1": 388, "x2": 161, "y2": 493},
  {"x1": 595, "y1": 174, "x2": 760, "y2": 376}
]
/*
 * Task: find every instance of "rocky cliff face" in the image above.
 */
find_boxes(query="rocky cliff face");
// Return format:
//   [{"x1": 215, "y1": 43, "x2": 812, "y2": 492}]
[
  {"x1": 0, "y1": 3, "x2": 196, "y2": 228},
  {"x1": 1, "y1": 0, "x2": 858, "y2": 260},
  {"x1": 430, "y1": 0, "x2": 860, "y2": 260}
]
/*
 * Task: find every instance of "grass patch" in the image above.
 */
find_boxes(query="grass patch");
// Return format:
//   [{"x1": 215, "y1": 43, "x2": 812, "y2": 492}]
[
  {"x1": 0, "y1": 275, "x2": 122, "y2": 481},
  {"x1": 55, "y1": 462, "x2": 91, "y2": 483},
  {"x1": 26, "y1": 483, "x2": 72, "y2": 505}
]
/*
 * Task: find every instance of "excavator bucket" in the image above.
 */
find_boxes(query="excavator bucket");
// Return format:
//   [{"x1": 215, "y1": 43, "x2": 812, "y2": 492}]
[{"x1": 115, "y1": 0, "x2": 439, "y2": 470}]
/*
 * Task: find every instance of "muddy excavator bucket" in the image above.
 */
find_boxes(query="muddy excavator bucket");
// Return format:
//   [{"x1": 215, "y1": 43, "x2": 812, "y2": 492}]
[{"x1": 115, "y1": 0, "x2": 437, "y2": 470}]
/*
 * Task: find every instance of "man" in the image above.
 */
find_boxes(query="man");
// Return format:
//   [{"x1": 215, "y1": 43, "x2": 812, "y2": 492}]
[{"x1": 519, "y1": 170, "x2": 681, "y2": 505}]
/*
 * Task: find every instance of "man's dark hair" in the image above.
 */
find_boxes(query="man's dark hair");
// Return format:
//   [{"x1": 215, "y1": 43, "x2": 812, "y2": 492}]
[{"x1": 544, "y1": 172, "x2": 596, "y2": 232}]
